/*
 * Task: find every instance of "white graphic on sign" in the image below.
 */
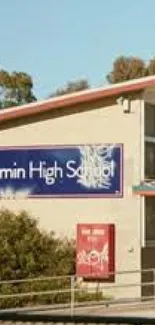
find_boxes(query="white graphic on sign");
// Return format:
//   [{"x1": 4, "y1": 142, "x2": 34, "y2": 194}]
[
  {"x1": 77, "y1": 243, "x2": 108, "y2": 271},
  {"x1": 0, "y1": 187, "x2": 32, "y2": 199},
  {"x1": 77, "y1": 145, "x2": 116, "y2": 189}
]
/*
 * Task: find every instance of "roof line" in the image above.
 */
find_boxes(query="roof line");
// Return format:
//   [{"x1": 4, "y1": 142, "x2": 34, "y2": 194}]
[{"x1": 0, "y1": 75, "x2": 155, "y2": 123}]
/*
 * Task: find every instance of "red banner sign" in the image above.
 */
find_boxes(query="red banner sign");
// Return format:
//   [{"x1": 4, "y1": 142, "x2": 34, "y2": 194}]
[{"x1": 76, "y1": 223, "x2": 115, "y2": 281}]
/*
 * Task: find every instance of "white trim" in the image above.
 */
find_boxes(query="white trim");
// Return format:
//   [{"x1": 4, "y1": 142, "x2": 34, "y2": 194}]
[
  {"x1": 140, "y1": 99, "x2": 145, "y2": 180},
  {"x1": 140, "y1": 99, "x2": 145, "y2": 247}
]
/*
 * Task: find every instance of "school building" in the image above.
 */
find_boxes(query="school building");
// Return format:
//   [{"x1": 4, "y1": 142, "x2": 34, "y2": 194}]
[{"x1": 0, "y1": 76, "x2": 155, "y2": 298}]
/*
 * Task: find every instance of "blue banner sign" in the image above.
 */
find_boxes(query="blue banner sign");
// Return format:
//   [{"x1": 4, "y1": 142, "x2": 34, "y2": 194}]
[{"x1": 0, "y1": 145, "x2": 123, "y2": 198}]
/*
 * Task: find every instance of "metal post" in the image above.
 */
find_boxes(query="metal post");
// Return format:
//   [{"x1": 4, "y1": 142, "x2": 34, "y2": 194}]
[{"x1": 70, "y1": 275, "x2": 75, "y2": 316}]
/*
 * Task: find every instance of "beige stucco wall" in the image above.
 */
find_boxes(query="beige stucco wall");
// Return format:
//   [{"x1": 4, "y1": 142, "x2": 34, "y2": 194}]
[{"x1": 0, "y1": 98, "x2": 144, "y2": 298}]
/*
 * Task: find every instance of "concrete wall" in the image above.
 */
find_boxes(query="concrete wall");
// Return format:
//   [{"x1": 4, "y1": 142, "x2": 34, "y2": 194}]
[{"x1": 0, "y1": 98, "x2": 144, "y2": 298}]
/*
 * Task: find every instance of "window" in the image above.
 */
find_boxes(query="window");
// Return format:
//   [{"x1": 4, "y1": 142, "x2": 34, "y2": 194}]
[
  {"x1": 145, "y1": 197, "x2": 155, "y2": 245},
  {"x1": 145, "y1": 103, "x2": 155, "y2": 137},
  {"x1": 145, "y1": 142, "x2": 155, "y2": 179}
]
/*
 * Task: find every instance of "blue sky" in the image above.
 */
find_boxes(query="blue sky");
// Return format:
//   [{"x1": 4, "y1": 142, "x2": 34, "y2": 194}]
[{"x1": 1, "y1": 0, "x2": 155, "y2": 99}]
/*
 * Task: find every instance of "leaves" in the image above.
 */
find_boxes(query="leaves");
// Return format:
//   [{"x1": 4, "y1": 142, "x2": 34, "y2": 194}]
[
  {"x1": 107, "y1": 56, "x2": 147, "y2": 83},
  {"x1": 107, "y1": 55, "x2": 155, "y2": 84},
  {"x1": 0, "y1": 209, "x2": 76, "y2": 308},
  {"x1": 0, "y1": 70, "x2": 36, "y2": 108},
  {"x1": 0, "y1": 209, "x2": 75, "y2": 280},
  {"x1": 147, "y1": 58, "x2": 155, "y2": 75},
  {"x1": 50, "y1": 79, "x2": 89, "y2": 97}
]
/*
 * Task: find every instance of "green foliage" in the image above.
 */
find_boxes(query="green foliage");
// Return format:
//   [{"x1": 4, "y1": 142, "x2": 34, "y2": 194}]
[
  {"x1": 107, "y1": 56, "x2": 155, "y2": 84},
  {"x1": 0, "y1": 209, "x2": 75, "y2": 279},
  {"x1": 0, "y1": 209, "x2": 75, "y2": 308},
  {"x1": 147, "y1": 58, "x2": 155, "y2": 76},
  {"x1": 0, "y1": 209, "x2": 105, "y2": 309},
  {"x1": 0, "y1": 70, "x2": 36, "y2": 108},
  {"x1": 51, "y1": 79, "x2": 89, "y2": 97},
  {"x1": 75, "y1": 289, "x2": 103, "y2": 302}
]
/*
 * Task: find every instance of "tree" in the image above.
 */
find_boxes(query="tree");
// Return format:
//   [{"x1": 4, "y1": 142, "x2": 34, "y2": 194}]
[
  {"x1": 107, "y1": 56, "x2": 147, "y2": 84},
  {"x1": 0, "y1": 209, "x2": 75, "y2": 279},
  {"x1": 0, "y1": 209, "x2": 75, "y2": 308},
  {"x1": 147, "y1": 58, "x2": 155, "y2": 76},
  {"x1": 0, "y1": 209, "x2": 104, "y2": 309},
  {"x1": 0, "y1": 70, "x2": 36, "y2": 108},
  {"x1": 51, "y1": 79, "x2": 89, "y2": 97}
]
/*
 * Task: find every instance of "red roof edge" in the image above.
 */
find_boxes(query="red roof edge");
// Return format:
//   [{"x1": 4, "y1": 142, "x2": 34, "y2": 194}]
[{"x1": 0, "y1": 76, "x2": 155, "y2": 123}]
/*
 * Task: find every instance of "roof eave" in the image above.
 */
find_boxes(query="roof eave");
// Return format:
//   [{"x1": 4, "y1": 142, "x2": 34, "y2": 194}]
[{"x1": 0, "y1": 76, "x2": 155, "y2": 123}]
